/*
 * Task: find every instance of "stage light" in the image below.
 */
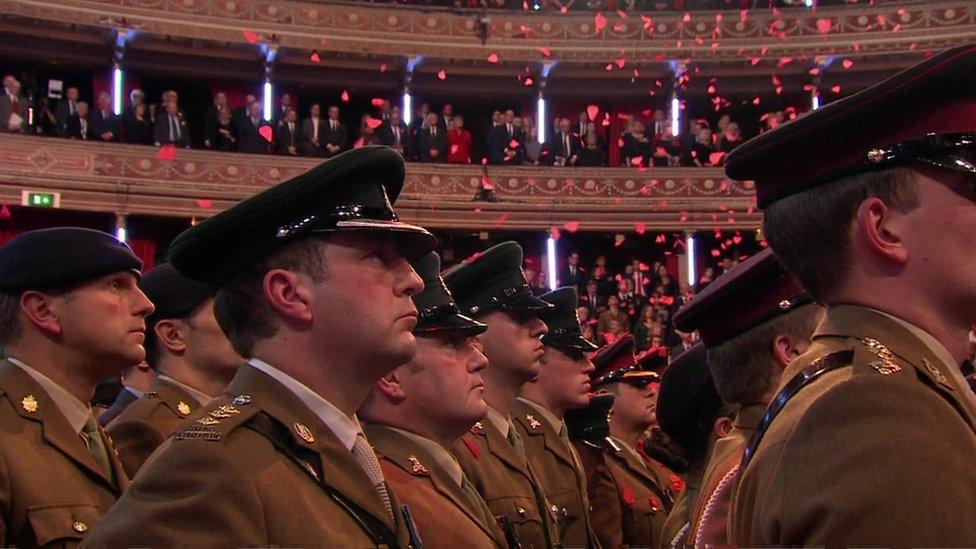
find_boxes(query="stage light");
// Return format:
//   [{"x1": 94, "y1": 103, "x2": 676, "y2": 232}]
[
  {"x1": 686, "y1": 233, "x2": 696, "y2": 287},
  {"x1": 403, "y1": 92, "x2": 413, "y2": 126},
  {"x1": 536, "y1": 96, "x2": 546, "y2": 144},
  {"x1": 811, "y1": 89, "x2": 821, "y2": 110},
  {"x1": 547, "y1": 237, "x2": 557, "y2": 290},
  {"x1": 671, "y1": 95, "x2": 680, "y2": 136},
  {"x1": 115, "y1": 214, "x2": 127, "y2": 243},
  {"x1": 263, "y1": 81, "x2": 272, "y2": 121},
  {"x1": 112, "y1": 67, "x2": 123, "y2": 116}
]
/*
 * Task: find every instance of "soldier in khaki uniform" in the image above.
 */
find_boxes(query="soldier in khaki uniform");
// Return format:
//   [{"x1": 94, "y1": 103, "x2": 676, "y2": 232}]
[
  {"x1": 106, "y1": 263, "x2": 242, "y2": 477},
  {"x1": 84, "y1": 146, "x2": 436, "y2": 547},
  {"x1": 444, "y1": 242, "x2": 560, "y2": 549},
  {"x1": 728, "y1": 44, "x2": 976, "y2": 545},
  {"x1": 575, "y1": 334, "x2": 671, "y2": 548},
  {"x1": 670, "y1": 248, "x2": 822, "y2": 546},
  {"x1": 0, "y1": 227, "x2": 153, "y2": 545},
  {"x1": 359, "y1": 252, "x2": 506, "y2": 548},
  {"x1": 515, "y1": 286, "x2": 598, "y2": 547}
]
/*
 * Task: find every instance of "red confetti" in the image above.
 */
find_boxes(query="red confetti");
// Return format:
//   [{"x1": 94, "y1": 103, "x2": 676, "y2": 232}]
[
  {"x1": 450, "y1": 144, "x2": 460, "y2": 155},
  {"x1": 587, "y1": 105, "x2": 599, "y2": 121},
  {"x1": 0, "y1": 204, "x2": 9, "y2": 220},
  {"x1": 711, "y1": 249, "x2": 721, "y2": 258},
  {"x1": 371, "y1": 98, "x2": 385, "y2": 108},
  {"x1": 709, "y1": 152, "x2": 726, "y2": 165},
  {"x1": 816, "y1": 18, "x2": 832, "y2": 34},
  {"x1": 365, "y1": 117, "x2": 383, "y2": 130},
  {"x1": 196, "y1": 199, "x2": 213, "y2": 209},
  {"x1": 752, "y1": 97, "x2": 761, "y2": 106},
  {"x1": 641, "y1": 15, "x2": 653, "y2": 31},
  {"x1": 487, "y1": 53, "x2": 499, "y2": 64},
  {"x1": 157, "y1": 144, "x2": 176, "y2": 161},
  {"x1": 539, "y1": 47, "x2": 552, "y2": 59},
  {"x1": 842, "y1": 58, "x2": 854, "y2": 69},
  {"x1": 615, "y1": 57, "x2": 626, "y2": 69},
  {"x1": 310, "y1": 51, "x2": 321, "y2": 63},
  {"x1": 635, "y1": 223, "x2": 646, "y2": 235},
  {"x1": 494, "y1": 214, "x2": 509, "y2": 226},
  {"x1": 655, "y1": 233, "x2": 666, "y2": 244},
  {"x1": 242, "y1": 29, "x2": 259, "y2": 44},
  {"x1": 258, "y1": 125, "x2": 273, "y2": 143},
  {"x1": 595, "y1": 13, "x2": 607, "y2": 31},
  {"x1": 509, "y1": 139, "x2": 520, "y2": 149},
  {"x1": 749, "y1": 57, "x2": 762, "y2": 66},
  {"x1": 550, "y1": 227, "x2": 561, "y2": 241},
  {"x1": 564, "y1": 221, "x2": 580, "y2": 233},
  {"x1": 437, "y1": 69, "x2": 447, "y2": 80},
  {"x1": 524, "y1": 77, "x2": 534, "y2": 86},
  {"x1": 379, "y1": 63, "x2": 388, "y2": 73},
  {"x1": 340, "y1": 90, "x2": 350, "y2": 102},
  {"x1": 831, "y1": 85, "x2": 842, "y2": 93}
]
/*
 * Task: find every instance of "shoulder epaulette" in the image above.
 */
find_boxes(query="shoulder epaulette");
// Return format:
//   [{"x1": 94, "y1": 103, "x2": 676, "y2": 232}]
[{"x1": 173, "y1": 394, "x2": 256, "y2": 443}]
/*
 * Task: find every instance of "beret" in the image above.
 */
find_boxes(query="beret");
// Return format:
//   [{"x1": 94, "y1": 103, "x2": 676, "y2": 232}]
[
  {"x1": 140, "y1": 263, "x2": 214, "y2": 327},
  {"x1": 442, "y1": 241, "x2": 552, "y2": 318},
  {"x1": 673, "y1": 248, "x2": 811, "y2": 347},
  {"x1": 635, "y1": 345, "x2": 669, "y2": 375},
  {"x1": 727, "y1": 44, "x2": 976, "y2": 208},
  {"x1": 411, "y1": 252, "x2": 486, "y2": 337},
  {"x1": 539, "y1": 287, "x2": 598, "y2": 352},
  {"x1": 0, "y1": 227, "x2": 142, "y2": 292},
  {"x1": 169, "y1": 146, "x2": 435, "y2": 286},
  {"x1": 656, "y1": 342, "x2": 723, "y2": 452}
]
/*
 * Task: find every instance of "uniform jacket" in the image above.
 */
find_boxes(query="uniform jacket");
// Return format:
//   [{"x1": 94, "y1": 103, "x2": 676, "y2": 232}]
[
  {"x1": 82, "y1": 363, "x2": 410, "y2": 548},
  {"x1": 660, "y1": 460, "x2": 703, "y2": 548},
  {"x1": 731, "y1": 305, "x2": 976, "y2": 546},
  {"x1": 0, "y1": 360, "x2": 128, "y2": 547},
  {"x1": 105, "y1": 376, "x2": 204, "y2": 478},
  {"x1": 512, "y1": 398, "x2": 595, "y2": 548},
  {"x1": 97, "y1": 387, "x2": 139, "y2": 427},
  {"x1": 687, "y1": 403, "x2": 763, "y2": 547},
  {"x1": 575, "y1": 436, "x2": 669, "y2": 549},
  {"x1": 451, "y1": 417, "x2": 559, "y2": 549},
  {"x1": 364, "y1": 423, "x2": 506, "y2": 548}
]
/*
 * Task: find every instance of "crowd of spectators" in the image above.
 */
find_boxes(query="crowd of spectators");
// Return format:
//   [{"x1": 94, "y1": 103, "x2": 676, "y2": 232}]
[
  {"x1": 1, "y1": 74, "x2": 775, "y2": 169},
  {"x1": 358, "y1": 0, "x2": 878, "y2": 13}
]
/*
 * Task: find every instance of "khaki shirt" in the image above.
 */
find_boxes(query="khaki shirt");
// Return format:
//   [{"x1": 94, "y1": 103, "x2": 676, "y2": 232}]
[
  {"x1": 731, "y1": 305, "x2": 976, "y2": 545},
  {"x1": 0, "y1": 359, "x2": 127, "y2": 547},
  {"x1": 82, "y1": 363, "x2": 409, "y2": 547}
]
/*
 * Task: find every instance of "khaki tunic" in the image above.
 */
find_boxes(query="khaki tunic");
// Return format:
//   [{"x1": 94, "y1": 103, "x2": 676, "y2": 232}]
[
  {"x1": 686, "y1": 403, "x2": 764, "y2": 547},
  {"x1": 105, "y1": 376, "x2": 203, "y2": 478},
  {"x1": 364, "y1": 423, "x2": 506, "y2": 548},
  {"x1": 0, "y1": 360, "x2": 128, "y2": 547},
  {"x1": 731, "y1": 306, "x2": 976, "y2": 545},
  {"x1": 512, "y1": 398, "x2": 595, "y2": 547},
  {"x1": 451, "y1": 417, "x2": 559, "y2": 549},
  {"x1": 82, "y1": 364, "x2": 410, "y2": 548},
  {"x1": 576, "y1": 437, "x2": 669, "y2": 548}
]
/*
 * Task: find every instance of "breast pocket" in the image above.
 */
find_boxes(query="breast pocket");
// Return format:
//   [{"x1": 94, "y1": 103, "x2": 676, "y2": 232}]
[
  {"x1": 493, "y1": 496, "x2": 547, "y2": 548},
  {"x1": 27, "y1": 503, "x2": 100, "y2": 547}
]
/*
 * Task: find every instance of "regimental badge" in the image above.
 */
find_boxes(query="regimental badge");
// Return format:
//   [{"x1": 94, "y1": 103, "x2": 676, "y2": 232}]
[
  {"x1": 407, "y1": 455, "x2": 428, "y2": 474},
  {"x1": 72, "y1": 521, "x2": 88, "y2": 533},
  {"x1": 471, "y1": 421, "x2": 484, "y2": 433},
  {"x1": 177, "y1": 401, "x2": 191, "y2": 416},
  {"x1": 175, "y1": 425, "x2": 221, "y2": 441},
  {"x1": 21, "y1": 394, "x2": 37, "y2": 413},
  {"x1": 232, "y1": 394, "x2": 252, "y2": 406},
  {"x1": 293, "y1": 422, "x2": 315, "y2": 443},
  {"x1": 922, "y1": 358, "x2": 949, "y2": 386},
  {"x1": 862, "y1": 337, "x2": 902, "y2": 375},
  {"x1": 196, "y1": 416, "x2": 220, "y2": 426},
  {"x1": 209, "y1": 404, "x2": 240, "y2": 419},
  {"x1": 525, "y1": 414, "x2": 541, "y2": 429}
]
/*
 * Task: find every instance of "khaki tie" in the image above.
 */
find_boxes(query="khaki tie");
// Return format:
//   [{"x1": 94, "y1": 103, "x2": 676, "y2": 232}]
[
  {"x1": 507, "y1": 423, "x2": 527, "y2": 461},
  {"x1": 559, "y1": 423, "x2": 587, "y2": 488},
  {"x1": 352, "y1": 434, "x2": 395, "y2": 523},
  {"x1": 81, "y1": 414, "x2": 113, "y2": 479},
  {"x1": 461, "y1": 477, "x2": 493, "y2": 525}
]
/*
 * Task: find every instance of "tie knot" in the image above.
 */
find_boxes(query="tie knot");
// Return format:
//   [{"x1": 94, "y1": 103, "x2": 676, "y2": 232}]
[{"x1": 83, "y1": 413, "x2": 99, "y2": 434}]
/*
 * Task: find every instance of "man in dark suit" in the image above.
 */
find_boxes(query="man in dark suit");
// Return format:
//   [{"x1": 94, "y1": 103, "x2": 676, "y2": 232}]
[
  {"x1": 203, "y1": 92, "x2": 228, "y2": 149},
  {"x1": 379, "y1": 110, "x2": 409, "y2": 157},
  {"x1": 558, "y1": 250, "x2": 587, "y2": 291},
  {"x1": 90, "y1": 92, "x2": 121, "y2": 142},
  {"x1": 153, "y1": 101, "x2": 190, "y2": 148},
  {"x1": 0, "y1": 79, "x2": 28, "y2": 133},
  {"x1": 323, "y1": 105, "x2": 347, "y2": 157},
  {"x1": 417, "y1": 113, "x2": 445, "y2": 163},
  {"x1": 579, "y1": 278, "x2": 606, "y2": 318},
  {"x1": 499, "y1": 110, "x2": 523, "y2": 165},
  {"x1": 235, "y1": 101, "x2": 269, "y2": 154},
  {"x1": 231, "y1": 94, "x2": 256, "y2": 130},
  {"x1": 55, "y1": 86, "x2": 80, "y2": 136},
  {"x1": 300, "y1": 103, "x2": 326, "y2": 157},
  {"x1": 549, "y1": 118, "x2": 580, "y2": 166},
  {"x1": 65, "y1": 101, "x2": 93, "y2": 140},
  {"x1": 274, "y1": 108, "x2": 300, "y2": 156}
]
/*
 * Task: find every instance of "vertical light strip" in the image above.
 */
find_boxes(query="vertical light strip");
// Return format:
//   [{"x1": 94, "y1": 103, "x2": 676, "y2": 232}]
[
  {"x1": 112, "y1": 67, "x2": 123, "y2": 116},
  {"x1": 263, "y1": 81, "x2": 272, "y2": 121},
  {"x1": 536, "y1": 96, "x2": 546, "y2": 144},
  {"x1": 547, "y1": 237, "x2": 557, "y2": 290},
  {"x1": 671, "y1": 95, "x2": 681, "y2": 136},
  {"x1": 685, "y1": 233, "x2": 696, "y2": 287},
  {"x1": 403, "y1": 92, "x2": 412, "y2": 126},
  {"x1": 811, "y1": 89, "x2": 821, "y2": 110}
]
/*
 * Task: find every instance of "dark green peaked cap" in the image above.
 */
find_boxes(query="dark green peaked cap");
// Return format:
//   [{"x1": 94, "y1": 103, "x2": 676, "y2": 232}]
[
  {"x1": 411, "y1": 252, "x2": 487, "y2": 337},
  {"x1": 442, "y1": 241, "x2": 552, "y2": 318},
  {"x1": 539, "y1": 287, "x2": 598, "y2": 352},
  {"x1": 169, "y1": 146, "x2": 435, "y2": 286}
]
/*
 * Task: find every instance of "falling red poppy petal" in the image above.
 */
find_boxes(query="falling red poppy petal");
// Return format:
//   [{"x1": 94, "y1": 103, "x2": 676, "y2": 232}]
[
  {"x1": 157, "y1": 144, "x2": 176, "y2": 161},
  {"x1": 340, "y1": 90, "x2": 350, "y2": 102},
  {"x1": 242, "y1": 29, "x2": 259, "y2": 43},
  {"x1": 437, "y1": 69, "x2": 447, "y2": 80},
  {"x1": 365, "y1": 117, "x2": 383, "y2": 130},
  {"x1": 258, "y1": 125, "x2": 273, "y2": 143},
  {"x1": 487, "y1": 53, "x2": 499, "y2": 64},
  {"x1": 595, "y1": 13, "x2": 607, "y2": 31},
  {"x1": 564, "y1": 221, "x2": 580, "y2": 232},
  {"x1": 310, "y1": 51, "x2": 321, "y2": 63}
]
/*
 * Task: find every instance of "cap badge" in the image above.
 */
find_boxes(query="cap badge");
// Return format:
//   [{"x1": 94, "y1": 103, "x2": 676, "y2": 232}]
[
  {"x1": 293, "y1": 422, "x2": 315, "y2": 443},
  {"x1": 177, "y1": 401, "x2": 191, "y2": 416},
  {"x1": 862, "y1": 337, "x2": 901, "y2": 375},
  {"x1": 72, "y1": 521, "x2": 88, "y2": 533},
  {"x1": 525, "y1": 414, "x2": 541, "y2": 429},
  {"x1": 778, "y1": 299, "x2": 792, "y2": 311},
  {"x1": 21, "y1": 394, "x2": 37, "y2": 413},
  {"x1": 232, "y1": 394, "x2": 252, "y2": 406},
  {"x1": 471, "y1": 421, "x2": 484, "y2": 432},
  {"x1": 866, "y1": 148, "x2": 887, "y2": 163},
  {"x1": 408, "y1": 455, "x2": 428, "y2": 474}
]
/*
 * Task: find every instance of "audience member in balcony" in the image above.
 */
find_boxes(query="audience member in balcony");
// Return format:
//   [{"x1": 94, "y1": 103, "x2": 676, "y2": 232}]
[
  {"x1": 56, "y1": 86, "x2": 80, "y2": 136},
  {"x1": 622, "y1": 120, "x2": 652, "y2": 168},
  {"x1": 689, "y1": 128, "x2": 716, "y2": 167},
  {"x1": 522, "y1": 126, "x2": 544, "y2": 166},
  {"x1": 626, "y1": 260, "x2": 649, "y2": 297},
  {"x1": 211, "y1": 107, "x2": 236, "y2": 152},
  {"x1": 651, "y1": 109, "x2": 667, "y2": 137},
  {"x1": 121, "y1": 89, "x2": 146, "y2": 139},
  {"x1": 231, "y1": 93, "x2": 256, "y2": 129},
  {"x1": 235, "y1": 101, "x2": 268, "y2": 154},
  {"x1": 550, "y1": 117, "x2": 580, "y2": 166},
  {"x1": 718, "y1": 122, "x2": 743, "y2": 155},
  {"x1": 652, "y1": 123, "x2": 682, "y2": 167},
  {"x1": 409, "y1": 102, "x2": 430, "y2": 158},
  {"x1": 681, "y1": 118, "x2": 705, "y2": 165},
  {"x1": 597, "y1": 295, "x2": 630, "y2": 342},
  {"x1": 496, "y1": 109, "x2": 523, "y2": 165},
  {"x1": 203, "y1": 92, "x2": 228, "y2": 149},
  {"x1": 0, "y1": 78, "x2": 27, "y2": 133},
  {"x1": 273, "y1": 93, "x2": 293, "y2": 125},
  {"x1": 65, "y1": 101, "x2": 92, "y2": 140},
  {"x1": 559, "y1": 250, "x2": 587, "y2": 291},
  {"x1": 586, "y1": 121, "x2": 605, "y2": 149},
  {"x1": 153, "y1": 100, "x2": 189, "y2": 148},
  {"x1": 379, "y1": 109, "x2": 410, "y2": 157},
  {"x1": 486, "y1": 110, "x2": 504, "y2": 164},
  {"x1": 616, "y1": 278, "x2": 639, "y2": 326},
  {"x1": 324, "y1": 105, "x2": 348, "y2": 157},
  {"x1": 418, "y1": 113, "x2": 445, "y2": 162},
  {"x1": 438, "y1": 103, "x2": 452, "y2": 134},
  {"x1": 377, "y1": 99, "x2": 391, "y2": 122},
  {"x1": 446, "y1": 114, "x2": 472, "y2": 164},
  {"x1": 300, "y1": 103, "x2": 326, "y2": 157},
  {"x1": 274, "y1": 107, "x2": 300, "y2": 156},
  {"x1": 669, "y1": 329, "x2": 697, "y2": 361},
  {"x1": 90, "y1": 92, "x2": 121, "y2": 143},
  {"x1": 35, "y1": 96, "x2": 58, "y2": 136},
  {"x1": 580, "y1": 278, "x2": 606, "y2": 317},
  {"x1": 761, "y1": 110, "x2": 784, "y2": 133},
  {"x1": 122, "y1": 102, "x2": 154, "y2": 146},
  {"x1": 715, "y1": 114, "x2": 731, "y2": 144},
  {"x1": 356, "y1": 114, "x2": 382, "y2": 148},
  {"x1": 633, "y1": 306, "x2": 665, "y2": 351},
  {"x1": 578, "y1": 132, "x2": 606, "y2": 167},
  {"x1": 576, "y1": 111, "x2": 590, "y2": 141},
  {"x1": 530, "y1": 270, "x2": 549, "y2": 296},
  {"x1": 521, "y1": 114, "x2": 534, "y2": 137}
]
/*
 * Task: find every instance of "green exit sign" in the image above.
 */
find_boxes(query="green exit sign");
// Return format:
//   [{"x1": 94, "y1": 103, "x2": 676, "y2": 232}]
[{"x1": 21, "y1": 191, "x2": 60, "y2": 208}]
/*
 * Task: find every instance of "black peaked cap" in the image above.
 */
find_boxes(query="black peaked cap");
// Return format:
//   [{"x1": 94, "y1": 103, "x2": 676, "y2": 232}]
[
  {"x1": 539, "y1": 287, "x2": 598, "y2": 352},
  {"x1": 412, "y1": 252, "x2": 486, "y2": 337},
  {"x1": 442, "y1": 241, "x2": 552, "y2": 318}
]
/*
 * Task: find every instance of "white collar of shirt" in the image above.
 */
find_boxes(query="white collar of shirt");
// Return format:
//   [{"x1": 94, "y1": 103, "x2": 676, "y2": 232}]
[
  {"x1": 7, "y1": 357, "x2": 91, "y2": 434},
  {"x1": 248, "y1": 358, "x2": 362, "y2": 451},
  {"x1": 156, "y1": 374, "x2": 214, "y2": 407},
  {"x1": 386, "y1": 426, "x2": 464, "y2": 486},
  {"x1": 123, "y1": 385, "x2": 145, "y2": 399},
  {"x1": 516, "y1": 397, "x2": 563, "y2": 433},
  {"x1": 484, "y1": 406, "x2": 511, "y2": 436}
]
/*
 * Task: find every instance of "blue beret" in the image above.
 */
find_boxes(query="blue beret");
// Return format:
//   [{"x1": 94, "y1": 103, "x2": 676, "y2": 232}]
[{"x1": 0, "y1": 227, "x2": 142, "y2": 292}]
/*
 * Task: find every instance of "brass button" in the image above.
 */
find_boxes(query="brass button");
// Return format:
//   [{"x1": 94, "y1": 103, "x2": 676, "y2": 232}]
[
  {"x1": 517, "y1": 507, "x2": 527, "y2": 517},
  {"x1": 72, "y1": 521, "x2": 88, "y2": 533}
]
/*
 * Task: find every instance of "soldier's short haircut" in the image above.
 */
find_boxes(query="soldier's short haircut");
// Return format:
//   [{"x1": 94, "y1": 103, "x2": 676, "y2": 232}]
[
  {"x1": 0, "y1": 291, "x2": 20, "y2": 356},
  {"x1": 707, "y1": 303, "x2": 823, "y2": 406},
  {"x1": 214, "y1": 235, "x2": 330, "y2": 357},
  {"x1": 762, "y1": 166, "x2": 920, "y2": 302}
]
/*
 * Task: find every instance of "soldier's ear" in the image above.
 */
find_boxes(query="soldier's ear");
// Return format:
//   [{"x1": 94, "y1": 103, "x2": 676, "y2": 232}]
[
  {"x1": 712, "y1": 415, "x2": 733, "y2": 439},
  {"x1": 375, "y1": 371, "x2": 406, "y2": 402},
  {"x1": 154, "y1": 319, "x2": 187, "y2": 355},
  {"x1": 854, "y1": 196, "x2": 908, "y2": 266},
  {"x1": 19, "y1": 290, "x2": 63, "y2": 337}
]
